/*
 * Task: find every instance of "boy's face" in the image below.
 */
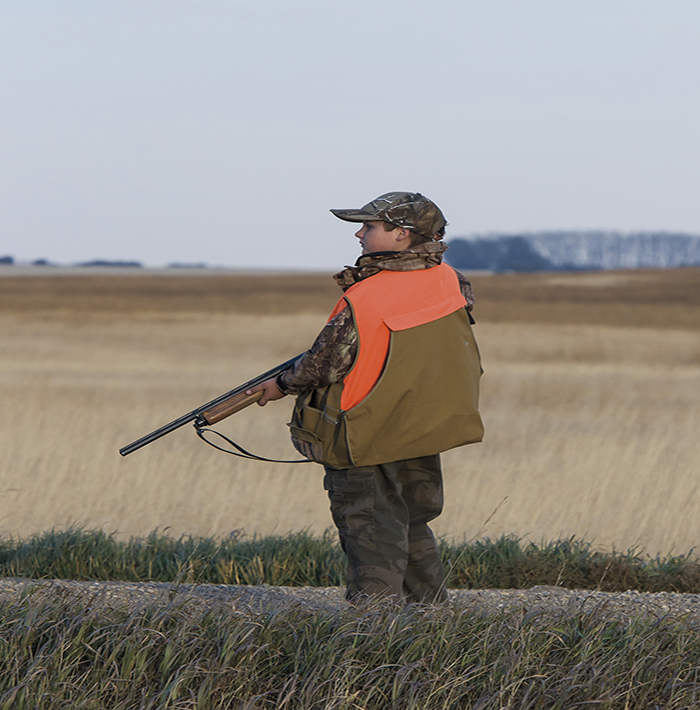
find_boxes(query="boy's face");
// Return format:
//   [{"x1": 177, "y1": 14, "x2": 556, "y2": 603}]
[{"x1": 355, "y1": 221, "x2": 407, "y2": 255}]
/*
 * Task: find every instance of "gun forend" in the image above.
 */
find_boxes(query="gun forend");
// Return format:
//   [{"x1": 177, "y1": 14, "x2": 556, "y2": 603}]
[{"x1": 199, "y1": 390, "x2": 263, "y2": 425}]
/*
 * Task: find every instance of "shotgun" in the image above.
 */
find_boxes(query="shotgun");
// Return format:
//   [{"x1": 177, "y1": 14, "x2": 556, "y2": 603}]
[{"x1": 119, "y1": 354, "x2": 302, "y2": 457}]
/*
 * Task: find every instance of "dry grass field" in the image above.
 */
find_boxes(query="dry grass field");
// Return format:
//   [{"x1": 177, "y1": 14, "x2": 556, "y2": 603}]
[{"x1": 1, "y1": 266, "x2": 698, "y2": 556}]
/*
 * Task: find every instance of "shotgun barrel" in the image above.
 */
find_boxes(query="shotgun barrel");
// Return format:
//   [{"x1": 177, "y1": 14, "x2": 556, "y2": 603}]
[{"x1": 119, "y1": 354, "x2": 301, "y2": 457}]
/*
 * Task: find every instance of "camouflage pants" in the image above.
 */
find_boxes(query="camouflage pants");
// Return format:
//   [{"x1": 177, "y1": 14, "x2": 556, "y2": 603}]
[{"x1": 323, "y1": 454, "x2": 448, "y2": 604}]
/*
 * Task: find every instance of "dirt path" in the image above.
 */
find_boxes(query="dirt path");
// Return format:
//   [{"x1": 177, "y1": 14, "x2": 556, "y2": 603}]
[{"x1": 3, "y1": 578, "x2": 700, "y2": 625}]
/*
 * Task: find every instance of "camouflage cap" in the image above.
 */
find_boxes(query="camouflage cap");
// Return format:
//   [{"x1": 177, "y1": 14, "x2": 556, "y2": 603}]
[{"x1": 330, "y1": 192, "x2": 447, "y2": 239}]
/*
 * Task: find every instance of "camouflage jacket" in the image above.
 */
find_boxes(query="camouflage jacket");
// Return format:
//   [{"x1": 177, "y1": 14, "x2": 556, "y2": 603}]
[{"x1": 277, "y1": 241, "x2": 474, "y2": 396}]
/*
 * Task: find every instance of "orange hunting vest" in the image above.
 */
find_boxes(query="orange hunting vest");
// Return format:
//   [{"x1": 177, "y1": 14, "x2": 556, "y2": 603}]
[
  {"x1": 328, "y1": 264, "x2": 468, "y2": 411},
  {"x1": 289, "y1": 263, "x2": 484, "y2": 468}
]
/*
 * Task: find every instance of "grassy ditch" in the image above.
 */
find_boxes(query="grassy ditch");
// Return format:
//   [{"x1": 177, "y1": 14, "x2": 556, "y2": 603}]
[
  {"x1": 1, "y1": 588, "x2": 700, "y2": 709},
  {"x1": 1, "y1": 529, "x2": 700, "y2": 593}
]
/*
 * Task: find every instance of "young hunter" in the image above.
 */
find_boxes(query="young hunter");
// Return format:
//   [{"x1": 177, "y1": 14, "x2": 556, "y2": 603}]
[{"x1": 248, "y1": 192, "x2": 484, "y2": 603}]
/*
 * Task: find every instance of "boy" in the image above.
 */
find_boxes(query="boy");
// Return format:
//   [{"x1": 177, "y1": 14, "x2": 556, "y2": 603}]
[{"x1": 249, "y1": 192, "x2": 483, "y2": 603}]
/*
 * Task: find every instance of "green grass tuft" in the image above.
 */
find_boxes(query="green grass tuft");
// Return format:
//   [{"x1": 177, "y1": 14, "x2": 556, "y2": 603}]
[
  {"x1": 2, "y1": 528, "x2": 700, "y2": 592},
  {"x1": 1, "y1": 590, "x2": 700, "y2": 708}
]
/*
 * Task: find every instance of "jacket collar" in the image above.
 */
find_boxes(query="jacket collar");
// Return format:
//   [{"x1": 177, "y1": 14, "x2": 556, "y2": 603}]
[{"x1": 333, "y1": 241, "x2": 448, "y2": 292}]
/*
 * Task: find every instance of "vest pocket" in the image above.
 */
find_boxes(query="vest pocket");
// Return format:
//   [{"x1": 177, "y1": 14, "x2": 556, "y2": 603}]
[
  {"x1": 288, "y1": 387, "x2": 354, "y2": 469},
  {"x1": 288, "y1": 425, "x2": 322, "y2": 444},
  {"x1": 288, "y1": 389, "x2": 328, "y2": 442}
]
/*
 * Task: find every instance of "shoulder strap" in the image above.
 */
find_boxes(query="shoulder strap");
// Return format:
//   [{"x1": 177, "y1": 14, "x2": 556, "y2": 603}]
[{"x1": 194, "y1": 424, "x2": 312, "y2": 464}]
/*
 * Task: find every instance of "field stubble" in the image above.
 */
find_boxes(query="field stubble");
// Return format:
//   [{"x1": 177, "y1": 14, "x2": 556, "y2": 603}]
[{"x1": 0, "y1": 268, "x2": 699, "y2": 556}]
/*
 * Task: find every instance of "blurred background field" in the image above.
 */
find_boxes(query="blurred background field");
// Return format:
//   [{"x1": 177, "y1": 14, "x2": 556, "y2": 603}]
[{"x1": 0, "y1": 267, "x2": 698, "y2": 556}]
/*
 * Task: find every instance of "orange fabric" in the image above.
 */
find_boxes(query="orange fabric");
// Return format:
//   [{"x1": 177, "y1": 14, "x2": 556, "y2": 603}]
[{"x1": 327, "y1": 264, "x2": 467, "y2": 412}]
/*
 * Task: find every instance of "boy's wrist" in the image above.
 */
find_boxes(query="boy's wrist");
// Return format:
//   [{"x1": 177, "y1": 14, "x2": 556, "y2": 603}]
[{"x1": 275, "y1": 373, "x2": 294, "y2": 395}]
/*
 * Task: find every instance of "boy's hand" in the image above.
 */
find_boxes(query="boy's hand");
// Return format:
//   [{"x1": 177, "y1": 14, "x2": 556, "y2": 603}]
[{"x1": 246, "y1": 378, "x2": 286, "y2": 406}]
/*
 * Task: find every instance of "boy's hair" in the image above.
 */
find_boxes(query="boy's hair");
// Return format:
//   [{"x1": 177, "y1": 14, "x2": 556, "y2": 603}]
[{"x1": 380, "y1": 221, "x2": 438, "y2": 247}]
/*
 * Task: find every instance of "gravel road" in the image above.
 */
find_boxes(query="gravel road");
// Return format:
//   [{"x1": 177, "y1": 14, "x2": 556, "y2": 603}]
[{"x1": 3, "y1": 578, "x2": 700, "y2": 625}]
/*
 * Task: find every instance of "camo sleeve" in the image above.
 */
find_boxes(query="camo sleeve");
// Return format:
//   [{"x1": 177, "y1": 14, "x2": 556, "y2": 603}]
[
  {"x1": 277, "y1": 305, "x2": 358, "y2": 395},
  {"x1": 453, "y1": 268, "x2": 475, "y2": 311}
]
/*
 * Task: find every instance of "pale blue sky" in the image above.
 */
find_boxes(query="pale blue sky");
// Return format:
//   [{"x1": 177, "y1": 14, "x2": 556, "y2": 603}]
[{"x1": 1, "y1": 1, "x2": 699, "y2": 269}]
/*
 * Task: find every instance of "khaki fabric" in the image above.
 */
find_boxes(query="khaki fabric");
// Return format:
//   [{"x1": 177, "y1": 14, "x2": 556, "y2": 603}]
[
  {"x1": 278, "y1": 242, "x2": 475, "y2": 402},
  {"x1": 288, "y1": 307, "x2": 483, "y2": 468},
  {"x1": 287, "y1": 378, "x2": 346, "y2": 465}
]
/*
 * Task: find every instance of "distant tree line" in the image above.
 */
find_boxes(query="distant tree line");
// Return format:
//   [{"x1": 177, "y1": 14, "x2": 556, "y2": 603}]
[
  {"x1": 0, "y1": 257, "x2": 212, "y2": 269},
  {"x1": 445, "y1": 231, "x2": 700, "y2": 272},
  {"x1": 445, "y1": 237, "x2": 557, "y2": 272},
  {"x1": 0, "y1": 256, "x2": 144, "y2": 268}
]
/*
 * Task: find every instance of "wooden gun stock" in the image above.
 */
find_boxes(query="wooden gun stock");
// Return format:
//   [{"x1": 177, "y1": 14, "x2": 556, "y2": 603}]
[{"x1": 119, "y1": 354, "x2": 301, "y2": 456}]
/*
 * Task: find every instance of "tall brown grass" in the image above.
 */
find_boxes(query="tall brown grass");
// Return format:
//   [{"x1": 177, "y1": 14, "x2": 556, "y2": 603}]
[{"x1": 1, "y1": 268, "x2": 698, "y2": 556}]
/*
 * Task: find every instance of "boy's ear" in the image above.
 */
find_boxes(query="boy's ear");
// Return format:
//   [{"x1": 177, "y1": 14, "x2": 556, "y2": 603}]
[{"x1": 394, "y1": 227, "x2": 411, "y2": 242}]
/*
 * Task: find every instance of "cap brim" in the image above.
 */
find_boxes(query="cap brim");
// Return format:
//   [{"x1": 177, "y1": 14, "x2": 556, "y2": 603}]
[{"x1": 330, "y1": 208, "x2": 381, "y2": 223}]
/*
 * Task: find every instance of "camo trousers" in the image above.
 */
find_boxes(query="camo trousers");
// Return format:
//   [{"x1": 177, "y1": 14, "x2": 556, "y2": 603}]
[{"x1": 323, "y1": 454, "x2": 448, "y2": 604}]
